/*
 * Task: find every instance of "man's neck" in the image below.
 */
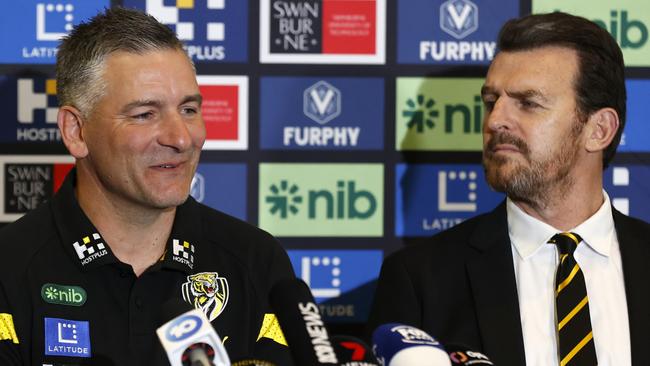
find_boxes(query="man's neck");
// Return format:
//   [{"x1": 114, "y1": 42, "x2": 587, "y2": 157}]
[
  {"x1": 511, "y1": 179, "x2": 605, "y2": 232},
  {"x1": 75, "y1": 179, "x2": 176, "y2": 277}
]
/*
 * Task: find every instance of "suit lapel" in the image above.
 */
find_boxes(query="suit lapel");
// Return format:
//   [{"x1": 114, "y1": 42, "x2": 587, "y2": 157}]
[
  {"x1": 466, "y1": 203, "x2": 527, "y2": 365},
  {"x1": 614, "y1": 209, "x2": 650, "y2": 365}
]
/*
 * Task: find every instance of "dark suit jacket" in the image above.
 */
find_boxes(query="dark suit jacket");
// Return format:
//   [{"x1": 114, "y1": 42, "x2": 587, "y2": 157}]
[{"x1": 367, "y1": 202, "x2": 650, "y2": 365}]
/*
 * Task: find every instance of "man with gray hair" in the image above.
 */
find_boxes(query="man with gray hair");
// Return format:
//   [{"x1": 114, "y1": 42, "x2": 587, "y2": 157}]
[{"x1": 0, "y1": 7, "x2": 294, "y2": 365}]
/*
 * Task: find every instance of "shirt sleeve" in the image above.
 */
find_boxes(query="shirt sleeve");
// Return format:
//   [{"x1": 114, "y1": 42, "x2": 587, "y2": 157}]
[
  {"x1": 251, "y1": 237, "x2": 296, "y2": 365},
  {"x1": 0, "y1": 282, "x2": 22, "y2": 366}
]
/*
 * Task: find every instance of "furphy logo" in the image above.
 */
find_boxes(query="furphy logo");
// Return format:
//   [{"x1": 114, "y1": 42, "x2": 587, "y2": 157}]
[
  {"x1": 620, "y1": 80, "x2": 650, "y2": 152},
  {"x1": 395, "y1": 164, "x2": 503, "y2": 237},
  {"x1": 0, "y1": 0, "x2": 108, "y2": 64},
  {"x1": 259, "y1": 164, "x2": 383, "y2": 237},
  {"x1": 397, "y1": 0, "x2": 517, "y2": 64},
  {"x1": 304, "y1": 81, "x2": 341, "y2": 124},
  {"x1": 124, "y1": 0, "x2": 248, "y2": 62},
  {"x1": 288, "y1": 250, "x2": 382, "y2": 322},
  {"x1": 0, "y1": 76, "x2": 62, "y2": 143},
  {"x1": 603, "y1": 165, "x2": 650, "y2": 223},
  {"x1": 532, "y1": 1, "x2": 650, "y2": 66},
  {"x1": 192, "y1": 163, "x2": 247, "y2": 220},
  {"x1": 260, "y1": 77, "x2": 384, "y2": 150},
  {"x1": 0, "y1": 155, "x2": 74, "y2": 222},
  {"x1": 396, "y1": 78, "x2": 484, "y2": 151},
  {"x1": 197, "y1": 76, "x2": 248, "y2": 150},
  {"x1": 44, "y1": 318, "x2": 91, "y2": 357},
  {"x1": 260, "y1": 0, "x2": 386, "y2": 64}
]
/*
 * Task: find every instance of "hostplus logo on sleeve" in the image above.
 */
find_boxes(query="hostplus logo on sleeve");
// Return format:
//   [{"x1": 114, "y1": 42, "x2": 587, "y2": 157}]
[
  {"x1": 396, "y1": 78, "x2": 484, "y2": 151},
  {"x1": 395, "y1": 164, "x2": 503, "y2": 236},
  {"x1": 260, "y1": 77, "x2": 384, "y2": 150},
  {"x1": 124, "y1": 0, "x2": 248, "y2": 62},
  {"x1": 259, "y1": 164, "x2": 383, "y2": 237},
  {"x1": 288, "y1": 250, "x2": 383, "y2": 322},
  {"x1": 72, "y1": 233, "x2": 108, "y2": 266},
  {"x1": 397, "y1": 0, "x2": 518, "y2": 64},
  {"x1": 0, "y1": 0, "x2": 108, "y2": 64}
]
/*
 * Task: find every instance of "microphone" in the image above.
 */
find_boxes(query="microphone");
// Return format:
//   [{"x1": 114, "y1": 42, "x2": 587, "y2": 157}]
[
  {"x1": 371, "y1": 323, "x2": 451, "y2": 366},
  {"x1": 157, "y1": 299, "x2": 231, "y2": 366},
  {"x1": 269, "y1": 278, "x2": 339, "y2": 365},
  {"x1": 331, "y1": 335, "x2": 379, "y2": 366},
  {"x1": 445, "y1": 344, "x2": 494, "y2": 365}
]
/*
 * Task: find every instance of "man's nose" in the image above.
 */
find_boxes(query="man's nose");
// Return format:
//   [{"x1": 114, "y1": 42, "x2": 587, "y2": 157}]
[
  {"x1": 158, "y1": 112, "x2": 193, "y2": 152},
  {"x1": 484, "y1": 99, "x2": 514, "y2": 133}
]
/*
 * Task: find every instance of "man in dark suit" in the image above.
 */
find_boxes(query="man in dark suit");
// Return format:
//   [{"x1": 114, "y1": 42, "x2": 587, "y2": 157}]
[{"x1": 368, "y1": 12, "x2": 650, "y2": 366}]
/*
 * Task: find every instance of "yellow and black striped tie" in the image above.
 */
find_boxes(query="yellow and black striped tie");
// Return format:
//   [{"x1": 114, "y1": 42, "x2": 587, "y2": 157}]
[{"x1": 549, "y1": 232, "x2": 597, "y2": 366}]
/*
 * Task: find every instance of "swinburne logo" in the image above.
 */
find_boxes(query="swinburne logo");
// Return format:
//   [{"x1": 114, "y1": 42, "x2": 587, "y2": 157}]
[
  {"x1": 259, "y1": 164, "x2": 383, "y2": 237},
  {"x1": 298, "y1": 301, "x2": 338, "y2": 364}
]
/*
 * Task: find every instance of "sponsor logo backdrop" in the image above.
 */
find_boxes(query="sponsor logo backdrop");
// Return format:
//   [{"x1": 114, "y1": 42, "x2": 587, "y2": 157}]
[{"x1": 1, "y1": 1, "x2": 650, "y2": 330}]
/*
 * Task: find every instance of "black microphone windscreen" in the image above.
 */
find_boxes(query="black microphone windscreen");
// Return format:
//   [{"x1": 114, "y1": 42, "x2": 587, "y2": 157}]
[{"x1": 269, "y1": 278, "x2": 339, "y2": 365}]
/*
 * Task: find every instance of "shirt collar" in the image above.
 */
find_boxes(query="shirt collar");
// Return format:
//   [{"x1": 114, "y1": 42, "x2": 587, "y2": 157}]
[
  {"x1": 52, "y1": 168, "x2": 202, "y2": 274},
  {"x1": 507, "y1": 191, "x2": 615, "y2": 259}
]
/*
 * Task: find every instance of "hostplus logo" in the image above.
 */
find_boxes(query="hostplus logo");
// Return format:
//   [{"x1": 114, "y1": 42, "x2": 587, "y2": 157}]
[
  {"x1": 17, "y1": 78, "x2": 61, "y2": 142},
  {"x1": 145, "y1": 0, "x2": 226, "y2": 61},
  {"x1": 402, "y1": 94, "x2": 482, "y2": 134},
  {"x1": 283, "y1": 81, "x2": 360, "y2": 147},
  {"x1": 593, "y1": 10, "x2": 647, "y2": 49},
  {"x1": 265, "y1": 180, "x2": 377, "y2": 220},
  {"x1": 72, "y1": 233, "x2": 108, "y2": 266},
  {"x1": 419, "y1": 0, "x2": 495, "y2": 61}
]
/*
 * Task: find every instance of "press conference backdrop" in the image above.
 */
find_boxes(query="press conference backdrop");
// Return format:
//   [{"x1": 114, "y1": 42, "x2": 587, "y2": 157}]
[{"x1": 1, "y1": 0, "x2": 649, "y2": 332}]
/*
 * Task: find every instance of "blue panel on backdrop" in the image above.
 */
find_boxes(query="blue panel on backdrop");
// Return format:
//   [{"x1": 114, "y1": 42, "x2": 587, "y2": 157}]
[
  {"x1": 397, "y1": 0, "x2": 519, "y2": 64},
  {"x1": 0, "y1": 0, "x2": 108, "y2": 64},
  {"x1": 619, "y1": 80, "x2": 650, "y2": 152},
  {"x1": 604, "y1": 165, "x2": 650, "y2": 223},
  {"x1": 288, "y1": 250, "x2": 383, "y2": 323},
  {"x1": 191, "y1": 163, "x2": 247, "y2": 220},
  {"x1": 260, "y1": 77, "x2": 384, "y2": 150},
  {"x1": 396, "y1": 164, "x2": 504, "y2": 237},
  {"x1": 0, "y1": 76, "x2": 61, "y2": 143},
  {"x1": 123, "y1": 0, "x2": 248, "y2": 63}
]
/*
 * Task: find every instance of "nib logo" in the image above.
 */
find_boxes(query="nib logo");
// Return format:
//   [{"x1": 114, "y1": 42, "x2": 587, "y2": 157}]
[
  {"x1": 266, "y1": 180, "x2": 303, "y2": 218},
  {"x1": 403, "y1": 95, "x2": 438, "y2": 133},
  {"x1": 265, "y1": 180, "x2": 377, "y2": 219}
]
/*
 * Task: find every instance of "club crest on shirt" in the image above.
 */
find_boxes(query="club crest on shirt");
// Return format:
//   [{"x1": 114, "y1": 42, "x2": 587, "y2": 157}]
[{"x1": 181, "y1": 272, "x2": 229, "y2": 321}]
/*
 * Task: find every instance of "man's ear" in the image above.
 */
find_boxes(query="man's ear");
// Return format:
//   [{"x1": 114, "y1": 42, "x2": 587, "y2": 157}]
[
  {"x1": 584, "y1": 107, "x2": 619, "y2": 153},
  {"x1": 57, "y1": 106, "x2": 88, "y2": 158}
]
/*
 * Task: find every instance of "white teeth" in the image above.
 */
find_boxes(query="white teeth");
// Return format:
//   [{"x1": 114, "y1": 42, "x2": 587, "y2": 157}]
[{"x1": 158, "y1": 164, "x2": 174, "y2": 168}]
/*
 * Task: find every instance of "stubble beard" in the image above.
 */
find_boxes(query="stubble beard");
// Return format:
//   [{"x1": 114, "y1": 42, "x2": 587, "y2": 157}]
[{"x1": 483, "y1": 130, "x2": 580, "y2": 209}]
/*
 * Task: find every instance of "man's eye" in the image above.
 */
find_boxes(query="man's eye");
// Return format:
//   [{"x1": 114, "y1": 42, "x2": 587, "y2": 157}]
[
  {"x1": 182, "y1": 107, "x2": 199, "y2": 115},
  {"x1": 483, "y1": 101, "x2": 495, "y2": 112},
  {"x1": 519, "y1": 100, "x2": 539, "y2": 109},
  {"x1": 132, "y1": 111, "x2": 154, "y2": 120}
]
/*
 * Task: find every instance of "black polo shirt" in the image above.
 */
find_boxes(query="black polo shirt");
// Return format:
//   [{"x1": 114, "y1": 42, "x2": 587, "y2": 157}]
[{"x1": 0, "y1": 171, "x2": 295, "y2": 365}]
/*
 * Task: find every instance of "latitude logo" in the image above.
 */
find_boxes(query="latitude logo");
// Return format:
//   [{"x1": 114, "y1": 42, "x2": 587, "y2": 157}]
[
  {"x1": 440, "y1": 0, "x2": 479, "y2": 39},
  {"x1": 303, "y1": 80, "x2": 341, "y2": 124},
  {"x1": 41, "y1": 283, "x2": 87, "y2": 306}
]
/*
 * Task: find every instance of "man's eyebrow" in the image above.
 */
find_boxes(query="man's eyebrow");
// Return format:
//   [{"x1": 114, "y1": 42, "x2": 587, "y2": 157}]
[
  {"x1": 480, "y1": 85, "x2": 495, "y2": 97},
  {"x1": 480, "y1": 85, "x2": 548, "y2": 102},
  {"x1": 181, "y1": 94, "x2": 203, "y2": 106},
  {"x1": 120, "y1": 99, "x2": 163, "y2": 114}
]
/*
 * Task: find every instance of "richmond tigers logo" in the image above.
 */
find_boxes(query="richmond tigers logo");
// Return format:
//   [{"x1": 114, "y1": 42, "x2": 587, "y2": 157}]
[{"x1": 181, "y1": 272, "x2": 229, "y2": 321}]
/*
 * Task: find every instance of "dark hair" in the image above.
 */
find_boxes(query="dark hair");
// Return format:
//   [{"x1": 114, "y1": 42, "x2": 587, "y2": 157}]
[
  {"x1": 56, "y1": 7, "x2": 186, "y2": 116},
  {"x1": 497, "y1": 12, "x2": 626, "y2": 169}
]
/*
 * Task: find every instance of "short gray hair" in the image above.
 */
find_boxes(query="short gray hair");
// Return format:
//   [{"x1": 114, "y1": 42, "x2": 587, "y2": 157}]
[{"x1": 56, "y1": 7, "x2": 185, "y2": 116}]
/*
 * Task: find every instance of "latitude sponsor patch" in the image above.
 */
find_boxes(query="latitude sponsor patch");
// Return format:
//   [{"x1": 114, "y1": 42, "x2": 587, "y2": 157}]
[{"x1": 44, "y1": 317, "x2": 91, "y2": 357}]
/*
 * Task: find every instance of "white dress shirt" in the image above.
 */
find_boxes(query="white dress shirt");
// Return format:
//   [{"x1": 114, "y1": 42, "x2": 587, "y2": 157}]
[{"x1": 507, "y1": 192, "x2": 631, "y2": 366}]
